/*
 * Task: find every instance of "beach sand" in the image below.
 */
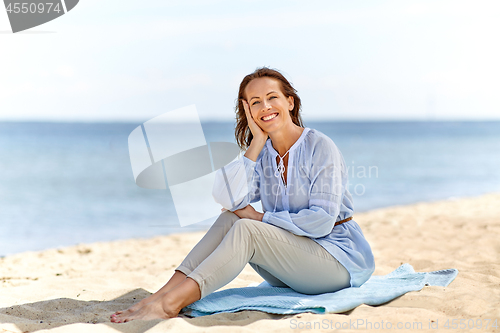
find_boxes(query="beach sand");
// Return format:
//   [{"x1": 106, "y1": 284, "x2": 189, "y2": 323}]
[{"x1": 1, "y1": 193, "x2": 499, "y2": 332}]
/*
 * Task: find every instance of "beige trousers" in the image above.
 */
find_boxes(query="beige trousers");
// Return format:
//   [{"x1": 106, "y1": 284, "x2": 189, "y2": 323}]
[{"x1": 175, "y1": 210, "x2": 351, "y2": 299}]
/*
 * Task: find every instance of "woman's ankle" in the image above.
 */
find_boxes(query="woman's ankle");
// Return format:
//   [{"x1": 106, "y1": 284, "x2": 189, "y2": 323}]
[
  {"x1": 160, "y1": 293, "x2": 182, "y2": 318},
  {"x1": 163, "y1": 277, "x2": 201, "y2": 314}
]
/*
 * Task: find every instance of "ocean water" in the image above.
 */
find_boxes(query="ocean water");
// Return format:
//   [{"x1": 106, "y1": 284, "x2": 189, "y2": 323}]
[{"x1": 1, "y1": 121, "x2": 499, "y2": 256}]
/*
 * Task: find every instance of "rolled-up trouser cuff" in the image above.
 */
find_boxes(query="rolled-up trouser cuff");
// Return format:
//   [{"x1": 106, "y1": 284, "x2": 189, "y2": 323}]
[
  {"x1": 174, "y1": 265, "x2": 193, "y2": 277},
  {"x1": 186, "y1": 271, "x2": 207, "y2": 299}
]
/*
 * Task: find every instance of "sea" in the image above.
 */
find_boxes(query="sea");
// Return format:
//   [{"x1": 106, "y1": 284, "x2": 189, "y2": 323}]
[{"x1": 1, "y1": 121, "x2": 499, "y2": 256}]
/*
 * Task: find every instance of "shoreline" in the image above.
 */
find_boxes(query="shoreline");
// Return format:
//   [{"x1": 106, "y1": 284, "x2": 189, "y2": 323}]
[
  {"x1": 1, "y1": 192, "x2": 499, "y2": 332},
  {"x1": 2, "y1": 191, "x2": 495, "y2": 259}
]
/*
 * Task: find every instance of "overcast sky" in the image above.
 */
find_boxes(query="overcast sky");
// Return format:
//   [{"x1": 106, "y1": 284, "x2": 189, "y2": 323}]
[{"x1": 1, "y1": 0, "x2": 499, "y2": 122}]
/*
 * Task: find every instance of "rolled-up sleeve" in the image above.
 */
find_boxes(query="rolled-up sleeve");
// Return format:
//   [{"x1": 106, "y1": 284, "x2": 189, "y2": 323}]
[
  {"x1": 262, "y1": 138, "x2": 348, "y2": 238},
  {"x1": 212, "y1": 155, "x2": 261, "y2": 211}
]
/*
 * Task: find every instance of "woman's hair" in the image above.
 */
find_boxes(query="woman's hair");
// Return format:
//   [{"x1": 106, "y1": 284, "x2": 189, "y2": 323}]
[{"x1": 234, "y1": 67, "x2": 304, "y2": 151}]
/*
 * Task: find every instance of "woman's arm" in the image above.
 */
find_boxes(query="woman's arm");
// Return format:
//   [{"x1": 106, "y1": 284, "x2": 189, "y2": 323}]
[
  {"x1": 212, "y1": 100, "x2": 267, "y2": 211},
  {"x1": 242, "y1": 99, "x2": 268, "y2": 161}
]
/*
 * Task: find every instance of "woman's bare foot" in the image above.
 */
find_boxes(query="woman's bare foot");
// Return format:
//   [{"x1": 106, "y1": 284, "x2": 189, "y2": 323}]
[
  {"x1": 111, "y1": 293, "x2": 161, "y2": 320},
  {"x1": 110, "y1": 277, "x2": 201, "y2": 323},
  {"x1": 110, "y1": 270, "x2": 187, "y2": 320},
  {"x1": 110, "y1": 297, "x2": 178, "y2": 322}
]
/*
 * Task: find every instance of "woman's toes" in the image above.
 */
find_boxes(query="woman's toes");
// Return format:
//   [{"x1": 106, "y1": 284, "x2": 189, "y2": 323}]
[{"x1": 110, "y1": 312, "x2": 127, "y2": 322}]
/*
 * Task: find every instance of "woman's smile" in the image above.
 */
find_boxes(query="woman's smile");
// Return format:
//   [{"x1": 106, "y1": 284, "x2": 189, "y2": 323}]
[{"x1": 261, "y1": 112, "x2": 279, "y2": 122}]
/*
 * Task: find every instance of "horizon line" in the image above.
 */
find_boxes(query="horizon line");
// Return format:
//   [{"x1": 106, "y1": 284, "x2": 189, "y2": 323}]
[{"x1": 1, "y1": 118, "x2": 500, "y2": 125}]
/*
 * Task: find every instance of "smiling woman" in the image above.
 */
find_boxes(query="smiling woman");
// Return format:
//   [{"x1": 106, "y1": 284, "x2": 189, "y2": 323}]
[
  {"x1": 235, "y1": 67, "x2": 304, "y2": 152},
  {"x1": 110, "y1": 67, "x2": 375, "y2": 323}
]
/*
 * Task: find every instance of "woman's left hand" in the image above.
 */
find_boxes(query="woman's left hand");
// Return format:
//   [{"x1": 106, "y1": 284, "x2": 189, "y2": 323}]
[{"x1": 232, "y1": 205, "x2": 264, "y2": 221}]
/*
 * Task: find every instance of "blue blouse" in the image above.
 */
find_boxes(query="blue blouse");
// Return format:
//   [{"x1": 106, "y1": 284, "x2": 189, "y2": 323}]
[{"x1": 212, "y1": 127, "x2": 375, "y2": 287}]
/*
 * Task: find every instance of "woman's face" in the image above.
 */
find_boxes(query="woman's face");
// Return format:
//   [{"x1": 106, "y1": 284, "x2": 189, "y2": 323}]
[{"x1": 244, "y1": 77, "x2": 294, "y2": 134}]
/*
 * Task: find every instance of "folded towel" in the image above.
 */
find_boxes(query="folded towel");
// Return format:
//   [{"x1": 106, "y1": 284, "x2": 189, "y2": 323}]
[{"x1": 182, "y1": 263, "x2": 458, "y2": 317}]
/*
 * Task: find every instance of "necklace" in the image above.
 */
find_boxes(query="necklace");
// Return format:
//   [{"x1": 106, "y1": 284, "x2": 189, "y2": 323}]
[
  {"x1": 272, "y1": 147, "x2": 291, "y2": 213},
  {"x1": 275, "y1": 148, "x2": 291, "y2": 188}
]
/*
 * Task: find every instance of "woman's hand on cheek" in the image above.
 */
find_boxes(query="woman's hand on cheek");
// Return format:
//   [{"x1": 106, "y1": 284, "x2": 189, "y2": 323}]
[
  {"x1": 233, "y1": 205, "x2": 264, "y2": 221},
  {"x1": 242, "y1": 100, "x2": 268, "y2": 143}
]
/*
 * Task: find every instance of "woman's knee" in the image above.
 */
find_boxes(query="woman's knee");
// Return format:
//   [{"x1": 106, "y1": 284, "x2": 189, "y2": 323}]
[
  {"x1": 221, "y1": 219, "x2": 262, "y2": 246},
  {"x1": 213, "y1": 210, "x2": 240, "y2": 230},
  {"x1": 231, "y1": 218, "x2": 261, "y2": 234}
]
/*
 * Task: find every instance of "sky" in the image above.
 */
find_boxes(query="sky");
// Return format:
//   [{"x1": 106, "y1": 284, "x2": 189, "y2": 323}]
[{"x1": 1, "y1": 0, "x2": 499, "y2": 122}]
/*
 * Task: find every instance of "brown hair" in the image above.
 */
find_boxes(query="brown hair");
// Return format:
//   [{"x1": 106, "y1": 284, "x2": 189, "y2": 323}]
[{"x1": 234, "y1": 67, "x2": 304, "y2": 151}]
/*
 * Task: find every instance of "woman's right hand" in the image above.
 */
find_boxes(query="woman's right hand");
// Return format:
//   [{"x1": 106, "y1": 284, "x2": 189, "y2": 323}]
[{"x1": 242, "y1": 99, "x2": 268, "y2": 143}]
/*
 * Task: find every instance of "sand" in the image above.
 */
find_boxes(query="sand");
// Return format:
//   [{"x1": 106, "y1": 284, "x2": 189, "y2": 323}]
[{"x1": 1, "y1": 193, "x2": 499, "y2": 333}]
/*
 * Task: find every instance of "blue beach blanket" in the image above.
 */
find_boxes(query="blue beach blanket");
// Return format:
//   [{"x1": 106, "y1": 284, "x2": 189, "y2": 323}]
[{"x1": 182, "y1": 264, "x2": 458, "y2": 317}]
